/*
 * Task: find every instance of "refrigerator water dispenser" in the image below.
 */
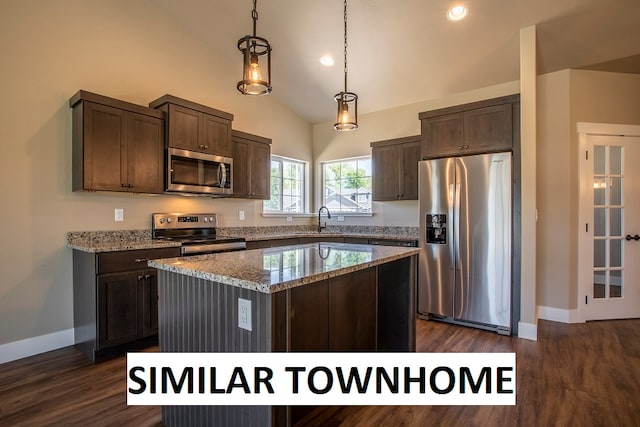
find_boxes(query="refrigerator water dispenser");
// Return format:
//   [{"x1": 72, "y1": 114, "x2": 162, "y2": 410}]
[{"x1": 426, "y1": 214, "x2": 447, "y2": 244}]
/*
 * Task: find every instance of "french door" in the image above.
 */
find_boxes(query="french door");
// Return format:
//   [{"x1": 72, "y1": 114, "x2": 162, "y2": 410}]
[{"x1": 579, "y1": 124, "x2": 640, "y2": 321}]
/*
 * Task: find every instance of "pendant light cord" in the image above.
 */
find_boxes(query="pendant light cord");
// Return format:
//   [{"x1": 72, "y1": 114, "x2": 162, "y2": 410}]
[
  {"x1": 252, "y1": 0, "x2": 258, "y2": 37},
  {"x1": 343, "y1": 0, "x2": 348, "y2": 92}
]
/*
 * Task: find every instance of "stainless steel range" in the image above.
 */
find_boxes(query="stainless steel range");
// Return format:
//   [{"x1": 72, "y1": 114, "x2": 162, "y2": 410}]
[{"x1": 152, "y1": 213, "x2": 246, "y2": 255}]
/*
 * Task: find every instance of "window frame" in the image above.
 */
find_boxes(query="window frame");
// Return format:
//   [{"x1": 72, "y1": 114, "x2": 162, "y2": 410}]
[
  {"x1": 262, "y1": 155, "x2": 309, "y2": 215},
  {"x1": 319, "y1": 156, "x2": 373, "y2": 215}
]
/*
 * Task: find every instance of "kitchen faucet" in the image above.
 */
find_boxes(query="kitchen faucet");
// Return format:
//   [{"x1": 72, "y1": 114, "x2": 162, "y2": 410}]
[{"x1": 317, "y1": 206, "x2": 331, "y2": 233}]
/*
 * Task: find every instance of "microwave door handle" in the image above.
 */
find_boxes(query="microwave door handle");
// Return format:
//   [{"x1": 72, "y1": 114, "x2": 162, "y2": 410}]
[{"x1": 218, "y1": 163, "x2": 226, "y2": 187}]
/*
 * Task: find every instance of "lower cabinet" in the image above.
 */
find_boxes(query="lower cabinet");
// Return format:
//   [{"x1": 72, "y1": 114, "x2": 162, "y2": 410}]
[
  {"x1": 246, "y1": 238, "x2": 300, "y2": 249},
  {"x1": 287, "y1": 267, "x2": 376, "y2": 352},
  {"x1": 96, "y1": 268, "x2": 159, "y2": 348},
  {"x1": 73, "y1": 247, "x2": 180, "y2": 361},
  {"x1": 247, "y1": 236, "x2": 417, "y2": 249}
]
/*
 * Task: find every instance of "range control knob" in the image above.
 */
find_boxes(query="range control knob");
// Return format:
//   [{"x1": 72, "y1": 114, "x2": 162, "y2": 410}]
[
  {"x1": 159, "y1": 218, "x2": 165, "y2": 224},
  {"x1": 209, "y1": 216, "x2": 215, "y2": 222},
  {"x1": 167, "y1": 217, "x2": 172, "y2": 223},
  {"x1": 204, "y1": 217, "x2": 209, "y2": 223}
]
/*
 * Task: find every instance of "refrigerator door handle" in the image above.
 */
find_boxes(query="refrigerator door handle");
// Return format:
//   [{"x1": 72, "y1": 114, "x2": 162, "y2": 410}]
[
  {"x1": 449, "y1": 183, "x2": 456, "y2": 270},
  {"x1": 453, "y1": 183, "x2": 461, "y2": 270}
]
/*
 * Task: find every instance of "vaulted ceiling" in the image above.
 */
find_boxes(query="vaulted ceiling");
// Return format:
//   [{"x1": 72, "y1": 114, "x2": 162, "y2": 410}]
[{"x1": 155, "y1": 0, "x2": 640, "y2": 124}]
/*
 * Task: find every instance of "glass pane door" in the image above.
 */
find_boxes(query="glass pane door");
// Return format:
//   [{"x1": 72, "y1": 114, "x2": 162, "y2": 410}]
[{"x1": 592, "y1": 145, "x2": 624, "y2": 299}]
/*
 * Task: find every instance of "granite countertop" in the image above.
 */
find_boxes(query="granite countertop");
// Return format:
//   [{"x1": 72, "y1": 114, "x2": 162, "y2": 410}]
[
  {"x1": 66, "y1": 226, "x2": 419, "y2": 253},
  {"x1": 149, "y1": 242, "x2": 420, "y2": 294},
  {"x1": 218, "y1": 225, "x2": 419, "y2": 242},
  {"x1": 66, "y1": 230, "x2": 181, "y2": 253}
]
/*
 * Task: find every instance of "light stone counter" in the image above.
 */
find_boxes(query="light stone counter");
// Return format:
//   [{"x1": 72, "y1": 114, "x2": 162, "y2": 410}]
[
  {"x1": 66, "y1": 226, "x2": 418, "y2": 253},
  {"x1": 66, "y1": 230, "x2": 180, "y2": 253},
  {"x1": 149, "y1": 242, "x2": 419, "y2": 293}
]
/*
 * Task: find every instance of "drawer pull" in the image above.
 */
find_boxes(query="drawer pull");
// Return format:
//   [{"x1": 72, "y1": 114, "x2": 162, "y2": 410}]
[{"x1": 135, "y1": 258, "x2": 150, "y2": 263}]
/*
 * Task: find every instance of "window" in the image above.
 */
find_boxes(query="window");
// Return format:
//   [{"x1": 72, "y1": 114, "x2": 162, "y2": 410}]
[
  {"x1": 321, "y1": 157, "x2": 372, "y2": 213},
  {"x1": 264, "y1": 156, "x2": 306, "y2": 213}
]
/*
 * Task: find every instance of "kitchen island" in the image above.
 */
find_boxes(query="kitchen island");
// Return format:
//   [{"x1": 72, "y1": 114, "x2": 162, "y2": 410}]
[{"x1": 149, "y1": 242, "x2": 419, "y2": 427}]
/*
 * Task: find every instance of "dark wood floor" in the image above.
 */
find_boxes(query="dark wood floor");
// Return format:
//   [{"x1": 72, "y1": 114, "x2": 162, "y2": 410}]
[{"x1": 1, "y1": 319, "x2": 639, "y2": 426}]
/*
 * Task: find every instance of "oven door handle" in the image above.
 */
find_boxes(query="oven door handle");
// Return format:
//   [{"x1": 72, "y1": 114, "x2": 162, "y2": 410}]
[{"x1": 218, "y1": 163, "x2": 227, "y2": 188}]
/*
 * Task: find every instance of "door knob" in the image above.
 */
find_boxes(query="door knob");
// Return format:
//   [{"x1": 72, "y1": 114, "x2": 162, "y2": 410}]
[{"x1": 625, "y1": 234, "x2": 640, "y2": 241}]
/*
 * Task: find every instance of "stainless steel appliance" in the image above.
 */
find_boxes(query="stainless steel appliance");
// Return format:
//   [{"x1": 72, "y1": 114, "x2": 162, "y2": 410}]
[
  {"x1": 166, "y1": 148, "x2": 233, "y2": 195},
  {"x1": 152, "y1": 213, "x2": 245, "y2": 255},
  {"x1": 418, "y1": 152, "x2": 512, "y2": 334}
]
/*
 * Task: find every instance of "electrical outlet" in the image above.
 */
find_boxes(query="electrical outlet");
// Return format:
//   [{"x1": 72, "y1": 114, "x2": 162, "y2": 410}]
[
  {"x1": 239, "y1": 210, "x2": 245, "y2": 221},
  {"x1": 338, "y1": 216, "x2": 345, "y2": 222},
  {"x1": 286, "y1": 216, "x2": 292, "y2": 222},
  {"x1": 114, "y1": 209, "x2": 124, "y2": 222},
  {"x1": 238, "y1": 298, "x2": 252, "y2": 331}
]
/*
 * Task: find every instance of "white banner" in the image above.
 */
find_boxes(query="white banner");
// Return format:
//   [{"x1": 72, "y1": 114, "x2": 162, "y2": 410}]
[{"x1": 127, "y1": 352, "x2": 515, "y2": 406}]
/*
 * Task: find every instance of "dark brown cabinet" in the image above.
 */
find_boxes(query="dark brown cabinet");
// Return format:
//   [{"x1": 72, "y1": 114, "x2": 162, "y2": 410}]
[
  {"x1": 231, "y1": 130, "x2": 271, "y2": 199},
  {"x1": 246, "y1": 235, "x2": 417, "y2": 249},
  {"x1": 70, "y1": 91, "x2": 165, "y2": 194},
  {"x1": 419, "y1": 94, "x2": 520, "y2": 159},
  {"x1": 371, "y1": 135, "x2": 421, "y2": 201},
  {"x1": 328, "y1": 268, "x2": 376, "y2": 351},
  {"x1": 73, "y1": 246, "x2": 180, "y2": 361},
  {"x1": 287, "y1": 267, "x2": 376, "y2": 352},
  {"x1": 246, "y1": 238, "x2": 299, "y2": 249},
  {"x1": 97, "y1": 271, "x2": 142, "y2": 349},
  {"x1": 149, "y1": 94, "x2": 234, "y2": 157}
]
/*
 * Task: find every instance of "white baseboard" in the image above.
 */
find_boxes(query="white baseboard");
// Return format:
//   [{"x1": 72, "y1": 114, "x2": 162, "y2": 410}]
[
  {"x1": 0, "y1": 329, "x2": 74, "y2": 365},
  {"x1": 517, "y1": 321, "x2": 537, "y2": 341},
  {"x1": 537, "y1": 305, "x2": 582, "y2": 324}
]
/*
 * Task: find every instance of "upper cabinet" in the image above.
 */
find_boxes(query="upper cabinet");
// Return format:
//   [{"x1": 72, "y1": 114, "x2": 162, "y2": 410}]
[
  {"x1": 231, "y1": 130, "x2": 271, "y2": 199},
  {"x1": 419, "y1": 94, "x2": 520, "y2": 159},
  {"x1": 370, "y1": 135, "x2": 421, "y2": 201},
  {"x1": 70, "y1": 90, "x2": 165, "y2": 194},
  {"x1": 149, "y1": 95, "x2": 234, "y2": 157}
]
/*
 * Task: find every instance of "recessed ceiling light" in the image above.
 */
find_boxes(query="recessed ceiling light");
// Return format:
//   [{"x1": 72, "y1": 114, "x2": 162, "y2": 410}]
[
  {"x1": 447, "y1": 5, "x2": 467, "y2": 21},
  {"x1": 320, "y1": 55, "x2": 335, "y2": 66}
]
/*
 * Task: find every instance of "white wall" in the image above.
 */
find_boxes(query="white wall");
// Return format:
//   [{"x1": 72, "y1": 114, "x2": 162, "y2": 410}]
[
  {"x1": 0, "y1": 0, "x2": 312, "y2": 347},
  {"x1": 536, "y1": 69, "x2": 640, "y2": 312}
]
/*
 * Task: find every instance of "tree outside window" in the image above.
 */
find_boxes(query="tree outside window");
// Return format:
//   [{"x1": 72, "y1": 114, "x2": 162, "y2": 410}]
[{"x1": 322, "y1": 157, "x2": 372, "y2": 213}]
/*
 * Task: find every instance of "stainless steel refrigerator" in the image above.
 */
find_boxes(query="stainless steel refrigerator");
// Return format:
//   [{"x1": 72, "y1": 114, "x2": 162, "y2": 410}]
[{"x1": 418, "y1": 152, "x2": 512, "y2": 334}]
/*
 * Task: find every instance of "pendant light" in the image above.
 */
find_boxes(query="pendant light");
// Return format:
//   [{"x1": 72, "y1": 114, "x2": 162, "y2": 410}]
[
  {"x1": 334, "y1": 0, "x2": 358, "y2": 131},
  {"x1": 237, "y1": 0, "x2": 272, "y2": 95}
]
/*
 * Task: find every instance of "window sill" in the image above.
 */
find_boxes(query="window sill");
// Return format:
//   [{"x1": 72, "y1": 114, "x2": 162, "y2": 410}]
[{"x1": 262, "y1": 212, "x2": 315, "y2": 218}]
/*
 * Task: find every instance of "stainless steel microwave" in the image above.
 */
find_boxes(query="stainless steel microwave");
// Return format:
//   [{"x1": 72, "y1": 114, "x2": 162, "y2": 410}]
[{"x1": 166, "y1": 147, "x2": 233, "y2": 195}]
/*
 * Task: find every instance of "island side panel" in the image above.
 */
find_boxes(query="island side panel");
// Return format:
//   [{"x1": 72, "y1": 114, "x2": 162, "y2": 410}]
[
  {"x1": 377, "y1": 255, "x2": 417, "y2": 352},
  {"x1": 158, "y1": 270, "x2": 274, "y2": 427}
]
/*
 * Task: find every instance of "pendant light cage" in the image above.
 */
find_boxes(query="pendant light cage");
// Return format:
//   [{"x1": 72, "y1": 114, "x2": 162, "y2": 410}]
[
  {"x1": 237, "y1": 0, "x2": 272, "y2": 95},
  {"x1": 334, "y1": 0, "x2": 358, "y2": 131}
]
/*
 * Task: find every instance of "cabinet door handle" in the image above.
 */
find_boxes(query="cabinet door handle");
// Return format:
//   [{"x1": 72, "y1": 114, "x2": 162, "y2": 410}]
[
  {"x1": 137, "y1": 275, "x2": 144, "y2": 281},
  {"x1": 144, "y1": 274, "x2": 151, "y2": 280},
  {"x1": 128, "y1": 184, "x2": 134, "y2": 189},
  {"x1": 457, "y1": 145, "x2": 463, "y2": 150},
  {"x1": 464, "y1": 145, "x2": 469, "y2": 149},
  {"x1": 135, "y1": 258, "x2": 150, "y2": 263},
  {"x1": 121, "y1": 183, "x2": 128, "y2": 188}
]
